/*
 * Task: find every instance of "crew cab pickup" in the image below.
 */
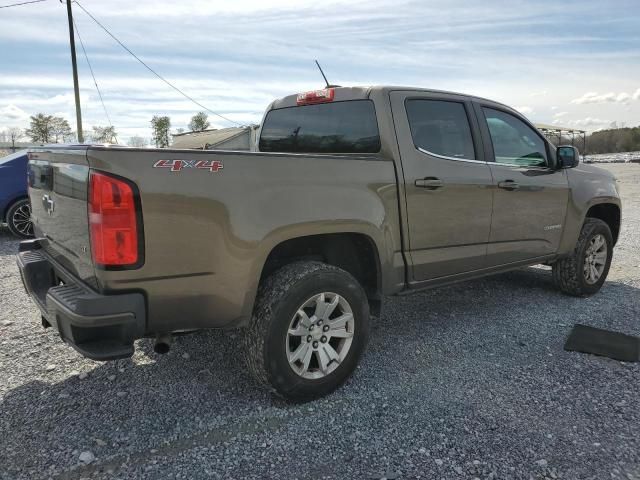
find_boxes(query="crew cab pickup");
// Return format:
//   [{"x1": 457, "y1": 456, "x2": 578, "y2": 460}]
[{"x1": 18, "y1": 86, "x2": 621, "y2": 400}]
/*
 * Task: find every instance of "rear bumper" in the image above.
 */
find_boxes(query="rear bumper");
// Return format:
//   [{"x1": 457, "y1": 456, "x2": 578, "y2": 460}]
[{"x1": 17, "y1": 239, "x2": 145, "y2": 361}]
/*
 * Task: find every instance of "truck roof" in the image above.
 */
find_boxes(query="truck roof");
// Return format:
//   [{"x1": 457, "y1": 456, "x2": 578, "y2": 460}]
[{"x1": 269, "y1": 85, "x2": 518, "y2": 115}]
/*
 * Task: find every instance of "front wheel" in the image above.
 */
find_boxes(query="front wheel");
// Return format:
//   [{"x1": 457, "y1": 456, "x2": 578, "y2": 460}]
[
  {"x1": 552, "y1": 218, "x2": 613, "y2": 296},
  {"x1": 6, "y1": 199, "x2": 34, "y2": 238},
  {"x1": 242, "y1": 261, "x2": 370, "y2": 401}
]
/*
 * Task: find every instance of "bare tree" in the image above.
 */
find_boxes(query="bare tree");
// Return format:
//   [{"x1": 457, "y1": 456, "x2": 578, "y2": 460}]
[
  {"x1": 7, "y1": 127, "x2": 23, "y2": 148},
  {"x1": 51, "y1": 117, "x2": 74, "y2": 143},
  {"x1": 90, "y1": 125, "x2": 118, "y2": 144},
  {"x1": 0, "y1": 127, "x2": 23, "y2": 149},
  {"x1": 127, "y1": 136, "x2": 146, "y2": 148}
]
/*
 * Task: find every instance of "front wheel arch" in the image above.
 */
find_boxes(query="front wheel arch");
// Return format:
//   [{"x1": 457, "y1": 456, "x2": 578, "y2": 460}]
[{"x1": 585, "y1": 203, "x2": 620, "y2": 245}]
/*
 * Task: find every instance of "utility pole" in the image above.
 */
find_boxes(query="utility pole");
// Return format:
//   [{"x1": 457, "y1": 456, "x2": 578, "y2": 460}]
[{"x1": 63, "y1": 0, "x2": 84, "y2": 142}]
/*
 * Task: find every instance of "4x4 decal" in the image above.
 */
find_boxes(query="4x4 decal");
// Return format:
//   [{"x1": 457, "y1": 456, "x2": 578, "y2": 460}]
[{"x1": 153, "y1": 159, "x2": 223, "y2": 173}]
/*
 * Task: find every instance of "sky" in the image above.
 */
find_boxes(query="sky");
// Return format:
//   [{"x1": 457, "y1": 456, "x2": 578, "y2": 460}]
[{"x1": 0, "y1": 0, "x2": 639, "y2": 144}]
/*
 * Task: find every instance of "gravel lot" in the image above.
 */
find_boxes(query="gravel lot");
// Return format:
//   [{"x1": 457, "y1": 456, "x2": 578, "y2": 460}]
[{"x1": 1, "y1": 163, "x2": 639, "y2": 480}]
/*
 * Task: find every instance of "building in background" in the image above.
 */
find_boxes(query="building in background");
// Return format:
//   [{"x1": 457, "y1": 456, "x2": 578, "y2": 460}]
[
  {"x1": 171, "y1": 125, "x2": 259, "y2": 151},
  {"x1": 535, "y1": 123, "x2": 587, "y2": 153}
]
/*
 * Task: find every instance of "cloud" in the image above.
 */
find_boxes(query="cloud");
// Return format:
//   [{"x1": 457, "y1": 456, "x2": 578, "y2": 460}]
[
  {"x1": 616, "y1": 93, "x2": 631, "y2": 103},
  {"x1": 0, "y1": 104, "x2": 29, "y2": 123},
  {"x1": 553, "y1": 111, "x2": 569, "y2": 118},
  {"x1": 3, "y1": 0, "x2": 640, "y2": 142},
  {"x1": 516, "y1": 106, "x2": 534, "y2": 115},
  {"x1": 569, "y1": 117, "x2": 612, "y2": 128},
  {"x1": 551, "y1": 116, "x2": 618, "y2": 131},
  {"x1": 571, "y1": 91, "x2": 635, "y2": 104}
]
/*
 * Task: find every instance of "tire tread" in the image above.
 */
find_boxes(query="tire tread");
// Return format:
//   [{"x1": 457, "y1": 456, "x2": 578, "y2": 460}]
[
  {"x1": 242, "y1": 261, "x2": 364, "y2": 396},
  {"x1": 552, "y1": 218, "x2": 612, "y2": 296}
]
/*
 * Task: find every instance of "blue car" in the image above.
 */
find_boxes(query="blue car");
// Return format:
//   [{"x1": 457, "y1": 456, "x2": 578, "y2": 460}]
[{"x1": 0, "y1": 150, "x2": 33, "y2": 238}]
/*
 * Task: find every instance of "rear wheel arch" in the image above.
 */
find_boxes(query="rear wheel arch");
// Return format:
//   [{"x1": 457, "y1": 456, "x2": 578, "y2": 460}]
[
  {"x1": 585, "y1": 203, "x2": 620, "y2": 245},
  {"x1": 258, "y1": 232, "x2": 382, "y2": 317},
  {"x1": 5, "y1": 197, "x2": 33, "y2": 238}
]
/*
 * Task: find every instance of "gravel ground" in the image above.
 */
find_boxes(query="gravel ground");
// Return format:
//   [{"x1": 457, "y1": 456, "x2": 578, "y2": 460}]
[{"x1": 1, "y1": 163, "x2": 639, "y2": 480}]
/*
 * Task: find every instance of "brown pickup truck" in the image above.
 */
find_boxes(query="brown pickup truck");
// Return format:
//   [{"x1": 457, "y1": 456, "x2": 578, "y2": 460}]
[{"x1": 18, "y1": 86, "x2": 621, "y2": 400}]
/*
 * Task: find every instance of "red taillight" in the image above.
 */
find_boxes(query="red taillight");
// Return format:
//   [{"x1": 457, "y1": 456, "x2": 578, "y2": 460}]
[
  {"x1": 296, "y1": 88, "x2": 335, "y2": 105},
  {"x1": 89, "y1": 171, "x2": 140, "y2": 267}
]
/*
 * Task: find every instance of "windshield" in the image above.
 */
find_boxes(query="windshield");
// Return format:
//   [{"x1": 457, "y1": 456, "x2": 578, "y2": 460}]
[
  {"x1": 0, "y1": 150, "x2": 28, "y2": 166},
  {"x1": 259, "y1": 100, "x2": 381, "y2": 154}
]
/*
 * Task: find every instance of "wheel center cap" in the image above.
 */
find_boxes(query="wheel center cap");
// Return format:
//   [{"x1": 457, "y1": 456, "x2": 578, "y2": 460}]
[{"x1": 310, "y1": 327, "x2": 323, "y2": 341}]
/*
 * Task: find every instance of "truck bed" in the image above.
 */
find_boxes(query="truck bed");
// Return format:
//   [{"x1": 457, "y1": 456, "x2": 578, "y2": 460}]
[{"x1": 26, "y1": 145, "x2": 404, "y2": 334}]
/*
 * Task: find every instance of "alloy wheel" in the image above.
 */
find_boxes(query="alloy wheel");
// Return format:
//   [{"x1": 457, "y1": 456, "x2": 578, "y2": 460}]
[
  {"x1": 286, "y1": 292, "x2": 355, "y2": 380},
  {"x1": 583, "y1": 233, "x2": 607, "y2": 284},
  {"x1": 11, "y1": 202, "x2": 33, "y2": 237}
]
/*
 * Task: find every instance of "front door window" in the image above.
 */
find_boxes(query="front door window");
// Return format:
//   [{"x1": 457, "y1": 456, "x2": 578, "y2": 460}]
[{"x1": 482, "y1": 108, "x2": 548, "y2": 167}]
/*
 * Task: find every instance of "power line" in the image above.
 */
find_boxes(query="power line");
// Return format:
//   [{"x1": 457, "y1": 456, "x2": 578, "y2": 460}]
[
  {"x1": 72, "y1": 1, "x2": 241, "y2": 126},
  {"x1": 72, "y1": 16, "x2": 117, "y2": 143},
  {"x1": 0, "y1": 0, "x2": 46, "y2": 8}
]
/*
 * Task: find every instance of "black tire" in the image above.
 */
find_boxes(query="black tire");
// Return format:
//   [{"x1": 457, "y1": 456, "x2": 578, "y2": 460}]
[
  {"x1": 552, "y1": 218, "x2": 613, "y2": 297},
  {"x1": 6, "y1": 199, "x2": 34, "y2": 238},
  {"x1": 242, "y1": 261, "x2": 370, "y2": 401}
]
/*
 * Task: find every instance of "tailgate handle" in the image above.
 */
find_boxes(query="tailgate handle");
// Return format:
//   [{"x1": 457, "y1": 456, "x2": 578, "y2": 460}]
[{"x1": 415, "y1": 177, "x2": 443, "y2": 190}]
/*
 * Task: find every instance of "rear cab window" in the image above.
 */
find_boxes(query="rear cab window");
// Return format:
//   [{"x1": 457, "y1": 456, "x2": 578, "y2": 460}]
[
  {"x1": 405, "y1": 99, "x2": 476, "y2": 160},
  {"x1": 259, "y1": 100, "x2": 381, "y2": 154}
]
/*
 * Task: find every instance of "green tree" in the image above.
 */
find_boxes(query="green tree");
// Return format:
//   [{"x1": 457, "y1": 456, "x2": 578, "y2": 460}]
[
  {"x1": 151, "y1": 116, "x2": 171, "y2": 148},
  {"x1": 25, "y1": 113, "x2": 55, "y2": 143},
  {"x1": 188, "y1": 112, "x2": 210, "y2": 132},
  {"x1": 90, "y1": 125, "x2": 117, "y2": 144},
  {"x1": 586, "y1": 127, "x2": 640, "y2": 154}
]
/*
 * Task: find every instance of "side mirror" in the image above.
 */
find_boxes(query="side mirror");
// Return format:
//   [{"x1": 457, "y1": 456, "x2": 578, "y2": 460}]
[{"x1": 557, "y1": 145, "x2": 580, "y2": 169}]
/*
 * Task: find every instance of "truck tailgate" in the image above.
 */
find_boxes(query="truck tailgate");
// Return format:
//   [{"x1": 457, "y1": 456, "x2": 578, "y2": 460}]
[{"x1": 27, "y1": 146, "x2": 96, "y2": 288}]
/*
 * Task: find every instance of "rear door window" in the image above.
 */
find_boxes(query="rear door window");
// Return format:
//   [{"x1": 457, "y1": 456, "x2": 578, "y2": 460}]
[
  {"x1": 405, "y1": 99, "x2": 476, "y2": 160},
  {"x1": 259, "y1": 100, "x2": 381, "y2": 154}
]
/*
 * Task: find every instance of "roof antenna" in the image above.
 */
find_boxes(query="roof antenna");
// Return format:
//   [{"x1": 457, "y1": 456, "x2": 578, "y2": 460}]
[{"x1": 314, "y1": 60, "x2": 340, "y2": 88}]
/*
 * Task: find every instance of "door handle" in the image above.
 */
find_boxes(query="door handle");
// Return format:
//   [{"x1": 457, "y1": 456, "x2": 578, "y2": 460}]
[
  {"x1": 415, "y1": 177, "x2": 443, "y2": 190},
  {"x1": 498, "y1": 180, "x2": 520, "y2": 191}
]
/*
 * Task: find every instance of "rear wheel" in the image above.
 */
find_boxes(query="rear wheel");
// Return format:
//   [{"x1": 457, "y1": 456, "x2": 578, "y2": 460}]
[
  {"x1": 243, "y1": 261, "x2": 370, "y2": 401},
  {"x1": 6, "y1": 199, "x2": 33, "y2": 238},
  {"x1": 552, "y1": 218, "x2": 613, "y2": 296}
]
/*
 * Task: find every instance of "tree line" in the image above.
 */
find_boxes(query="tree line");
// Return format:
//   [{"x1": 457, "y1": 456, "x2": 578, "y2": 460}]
[
  {"x1": 584, "y1": 127, "x2": 640, "y2": 154},
  {"x1": 1, "y1": 111, "x2": 213, "y2": 149},
  {"x1": 7, "y1": 111, "x2": 636, "y2": 154},
  {"x1": 548, "y1": 127, "x2": 640, "y2": 154}
]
